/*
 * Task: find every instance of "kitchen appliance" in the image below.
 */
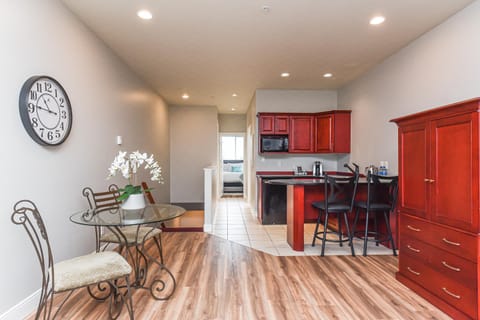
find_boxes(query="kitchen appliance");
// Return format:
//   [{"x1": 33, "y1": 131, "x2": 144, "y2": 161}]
[
  {"x1": 313, "y1": 161, "x2": 323, "y2": 176},
  {"x1": 260, "y1": 135, "x2": 288, "y2": 152},
  {"x1": 365, "y1": 165, "x2": 379, "y2": 175}
]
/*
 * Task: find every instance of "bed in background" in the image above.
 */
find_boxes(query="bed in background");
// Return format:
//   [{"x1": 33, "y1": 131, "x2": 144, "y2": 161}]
[{"x1": 223, "y1": 160, "x2": 243, "y2": 194}]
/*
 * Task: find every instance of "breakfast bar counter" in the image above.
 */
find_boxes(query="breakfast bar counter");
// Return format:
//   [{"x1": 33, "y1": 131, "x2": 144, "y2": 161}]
[{"x1": 267, "y1": 177, "x2": 385, "y2": 251}]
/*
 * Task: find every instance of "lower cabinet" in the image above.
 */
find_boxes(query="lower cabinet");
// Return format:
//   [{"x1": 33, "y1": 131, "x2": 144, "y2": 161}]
[{"x1": 397, "y1": 213, "x2": 479, "y2": 319}]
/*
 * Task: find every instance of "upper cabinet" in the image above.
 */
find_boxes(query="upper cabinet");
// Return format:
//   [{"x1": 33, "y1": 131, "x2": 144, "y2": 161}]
[
  {"x1": 289, "y1": 115, "x2": 315, "y2": 153},
  {"x1": 259, "y1": 114, "x2": 289, "y2": 134},
  {"x1": 257, "y1": 110, "x2": 351, "y2": 154},
  {"x1": 315, "y1": 111, "x2": 351, "y2": 153}
]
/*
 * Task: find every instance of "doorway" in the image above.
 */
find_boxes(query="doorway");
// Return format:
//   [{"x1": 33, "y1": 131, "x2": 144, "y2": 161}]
[{"x1": 220, "y1": 134, "x2": 245, "y2": 196}]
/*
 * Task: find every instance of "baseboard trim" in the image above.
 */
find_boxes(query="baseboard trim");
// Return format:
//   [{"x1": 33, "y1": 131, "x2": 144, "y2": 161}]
[
  {"x1": 171, "y1": 202, "x2": 204, "y2": 210},
  {"x1": 0, "y1": 289, "x2": 39, "y2": 320}
]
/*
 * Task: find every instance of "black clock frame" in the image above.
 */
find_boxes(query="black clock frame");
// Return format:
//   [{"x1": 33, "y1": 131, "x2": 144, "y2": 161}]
[{"x1": 19, "y1": 75, "x2": 73, "y2": 146}]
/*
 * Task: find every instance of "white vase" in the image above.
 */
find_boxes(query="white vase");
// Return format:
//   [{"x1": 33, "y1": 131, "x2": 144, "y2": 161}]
[{"x1": 121, "y1": 193, "x2": 146, "y2": 210}]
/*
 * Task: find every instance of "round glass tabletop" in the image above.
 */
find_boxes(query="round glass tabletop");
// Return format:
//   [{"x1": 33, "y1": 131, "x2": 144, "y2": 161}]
[{"x1": 70, "y1": 204, "x2": 186, "y2": 227}]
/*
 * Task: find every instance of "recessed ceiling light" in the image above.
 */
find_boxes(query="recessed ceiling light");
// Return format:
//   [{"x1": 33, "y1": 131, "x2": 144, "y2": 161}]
[
  {"x1": 370, "y1": 16, "x2": 385, "y2": 25},
  {"x1": 281, "y1": 72, "x2": 290, "y2": 78},
  {"x1": 182, "y1": 93, "x2": 189, "y2": 99},
  {"x1": 137, "y1": 10, "x2": 153, "y2": 20},
  {"x1": 231, "y1": 107, "x2": 236, "y2": 111},
  {"x1": 232, "y1": 93, "x2": 237, "y2": 97},
  {"x1": 323, "y1": 73, "x2": 333, "y2": 78}
]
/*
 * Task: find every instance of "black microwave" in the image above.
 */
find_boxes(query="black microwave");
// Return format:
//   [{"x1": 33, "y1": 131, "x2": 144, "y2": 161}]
[{"x1": 261, "y1": 135, "x2": 289, "y2": 152}]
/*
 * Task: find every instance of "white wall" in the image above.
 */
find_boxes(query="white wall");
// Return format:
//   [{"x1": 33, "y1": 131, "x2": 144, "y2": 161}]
[
  {"x1": 254, "y1": 89, "x2": 347, "y2": 173},
  {"x1": 169, "y1": 105, "x2": 218, "y2": 203},
  {"x1": 0, "y1": 0, "x2": 169, "y2": 317},
  {"x1": 338, "y1": 1, "x2": 480, "y2": 173},
  {"x1": 218, "y1": 114, "x2": 246, "y2": 133}
]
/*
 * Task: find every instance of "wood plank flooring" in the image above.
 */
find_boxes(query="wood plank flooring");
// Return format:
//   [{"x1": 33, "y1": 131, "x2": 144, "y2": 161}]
[{"x1": 29, "y1": 232, "x2": 451, "y2": 320}]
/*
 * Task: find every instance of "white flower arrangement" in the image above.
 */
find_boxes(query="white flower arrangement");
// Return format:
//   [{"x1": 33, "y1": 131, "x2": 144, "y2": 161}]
[{"x1": 107, "y1": 150, "x2": 164, "y2": 200}]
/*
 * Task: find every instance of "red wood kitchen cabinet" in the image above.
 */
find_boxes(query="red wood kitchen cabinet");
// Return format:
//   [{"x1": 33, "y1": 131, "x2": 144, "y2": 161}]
[
  {"x1": 258, "y1": 114, "x2": 289, "y2": 134},
  {"x1": 315, "y1": 111, "x2": 351, "y2": 153},
  {"x1": 391, "y1": 98, "x2": 480, "y2": 320},
  {"x1": 289, "y1": 115, "x2": 314, "y2": 153}
]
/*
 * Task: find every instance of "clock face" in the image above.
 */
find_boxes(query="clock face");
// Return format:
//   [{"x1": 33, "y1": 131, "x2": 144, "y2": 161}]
[{"x1": 19, "y1": 76, "x2": 72, "y2": 146}]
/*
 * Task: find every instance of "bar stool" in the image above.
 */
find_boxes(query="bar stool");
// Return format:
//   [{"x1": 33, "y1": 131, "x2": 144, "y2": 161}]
[
  {"x1": 311, "y1": 173, "x2": 359, "y2": 256},
  {"x1": 352, "y1": 173, "x2": 398, "y2": 256}
]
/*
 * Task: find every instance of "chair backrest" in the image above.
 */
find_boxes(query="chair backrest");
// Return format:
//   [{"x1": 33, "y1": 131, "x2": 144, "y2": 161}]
[
  {"x1": 11, "y1": 200, "x2": 55, "y2": 320},
  {"x1": 367, "y1": 173, "x2": 399, "y2": 211},
  {"x1": 82, "y1": 184, "x2": 121, "y2": 210},
  {"x1": 324, "y1": 173, "x2": 359, "y2": 212},
  {"x1": 141, "y1": 181, "x2": 156, "y2": 205}
]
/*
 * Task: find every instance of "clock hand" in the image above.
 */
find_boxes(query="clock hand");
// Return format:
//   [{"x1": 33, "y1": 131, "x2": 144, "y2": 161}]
[
  {"x1": 41, "y1": 96, "x2": 52, "y2": 111},
  {"x1": 37, "y1": 105, "x2": 58, "y2": 115}
]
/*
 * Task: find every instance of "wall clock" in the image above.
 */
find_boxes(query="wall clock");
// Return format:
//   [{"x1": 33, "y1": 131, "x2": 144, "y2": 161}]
[{"x1": 19, "y1": 75, "x2": 73, "y2": 146}]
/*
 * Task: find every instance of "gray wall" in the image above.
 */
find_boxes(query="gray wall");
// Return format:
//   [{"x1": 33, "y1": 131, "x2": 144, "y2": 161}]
[
  {"x1": 338, "y1": 1, "x2": 480, "y2": 174},
  {"x1": 218, "y1": 114, "x2": 246, "y2": 133},
  {"x1": 169, "y1": 105, "x2": 218, "y2": 203},
  {"x1": 0, "y1": 0, "x2": 169, "y2": 318}
]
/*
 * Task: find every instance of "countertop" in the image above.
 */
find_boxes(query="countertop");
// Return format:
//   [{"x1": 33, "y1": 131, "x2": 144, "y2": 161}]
[{"x1": 266, "y1": 177, "x2": 375, "y2": 185}]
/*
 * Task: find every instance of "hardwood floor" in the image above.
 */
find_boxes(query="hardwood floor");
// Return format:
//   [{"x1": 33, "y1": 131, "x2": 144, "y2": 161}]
[{"x1": 31, "y1": 232, "x2": 450, "y2": 320}]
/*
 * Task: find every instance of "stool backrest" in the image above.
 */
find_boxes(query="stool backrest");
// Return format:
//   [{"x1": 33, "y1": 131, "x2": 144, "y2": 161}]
[
  {"x1": 367, "y1": 173, "x2": 399, "y2": 210},
  {"x1": 324, "y1": 173, "x2": 359, "y2": 212},
  {"x1": 11, "y1": 200, "x2": 55, "y2": 319}
]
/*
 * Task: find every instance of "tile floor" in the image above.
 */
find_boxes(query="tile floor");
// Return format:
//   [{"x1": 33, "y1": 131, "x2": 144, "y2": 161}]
[{"x1": 208, "y1": 196, "x2": 395, "y2": 256}]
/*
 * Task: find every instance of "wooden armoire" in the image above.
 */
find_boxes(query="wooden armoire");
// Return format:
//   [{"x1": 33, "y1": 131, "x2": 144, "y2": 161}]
[{"x1": 391, "y1": 98, "x2": 480, "y2": 320}]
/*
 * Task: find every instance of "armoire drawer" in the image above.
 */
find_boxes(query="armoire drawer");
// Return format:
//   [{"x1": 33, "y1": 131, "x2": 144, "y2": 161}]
[
  {"x1": 399, "y1": 214, "x2": 430, "y2": 241},
  {"x1": 400, "y1": 236, "x2": 477, "y2": 287},
  {"x1": 400, "y1": 213, "x2": 478, "y2": 262},
  {"x1": 427, "y1": 222, "x2": 478, "y2": 262},
  {"x1": 399, "y1": 254, "x2": 477, "y2": 319}
]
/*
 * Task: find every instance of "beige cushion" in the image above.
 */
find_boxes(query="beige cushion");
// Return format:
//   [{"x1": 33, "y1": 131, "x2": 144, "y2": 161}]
[
  {"x1": 54, "y1": 251, "x2": 131, "y2": 292},
  {"x1": 100, "y1": 226, "x2": 161, "y2": 244}
]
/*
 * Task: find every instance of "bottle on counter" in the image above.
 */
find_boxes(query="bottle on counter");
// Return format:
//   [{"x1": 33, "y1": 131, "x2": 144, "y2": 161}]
[
  {"x1": 313, "y1": 161, "x2": 323, "y2": 176},
  {"x1": 379, "y1": 161, "x2": 388, "y2": 176}
]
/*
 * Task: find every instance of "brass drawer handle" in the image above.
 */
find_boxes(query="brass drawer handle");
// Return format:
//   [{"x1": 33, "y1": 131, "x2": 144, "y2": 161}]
[
  {"x1": 407, "y1": 267, "x2": 420, "y2": 276},
  {"x1": 407, "y1": 225, "x2": 421, "y2": 232},
  {"x1": 441, "y1": 261, "x2": 461, "y2": 272},
  {"x1": 407, "y1": 245, "x2": 420, "y2": 253},
  {"x1": 442, "y1": 287, "x2": 461, "y2": 299},
  {"x1": 442, "y1": 238, "x2": 461, "y2": 246}
]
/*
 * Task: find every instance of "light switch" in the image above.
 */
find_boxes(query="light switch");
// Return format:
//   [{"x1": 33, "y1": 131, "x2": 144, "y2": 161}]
[{"x1": 116, "y1": 136, "x2": 123, "y2": 145}]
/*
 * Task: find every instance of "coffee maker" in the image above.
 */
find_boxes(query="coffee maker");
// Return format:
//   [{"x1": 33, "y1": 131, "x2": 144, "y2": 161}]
[{"x1": 313, "y1": 161, "x2": 323, "y2": 176}]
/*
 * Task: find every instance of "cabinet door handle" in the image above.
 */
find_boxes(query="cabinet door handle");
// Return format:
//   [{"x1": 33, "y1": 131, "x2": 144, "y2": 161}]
[
  {"x1": 441, "y1": 261, "x2": 461, "y2": 272},
  {"x1": 424, "y1": 178, "x2": 430, "y2": 182},
  {"x1": 407, "y1": 267, "x2": 420, "y2": 276},
  {"x1": 407, "y1": 245, "x2": 420, "y2": 253},
  {"x1": 442, "y1": 238, "x2": 461, "y2": 246},
  {"x1": 407, "y1": 225, "x2": 421, "y2": 232},
  {"x1": 442, "y1": 287, "x2": 461, "y2": 299}
]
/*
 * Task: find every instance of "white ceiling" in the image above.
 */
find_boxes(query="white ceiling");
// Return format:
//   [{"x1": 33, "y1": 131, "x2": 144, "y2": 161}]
[{"x1": 61, "y1": 0, "x2": 474, "y2": 114}]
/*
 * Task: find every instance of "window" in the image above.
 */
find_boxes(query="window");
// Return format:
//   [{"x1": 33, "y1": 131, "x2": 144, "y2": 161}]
[{"x1": 222, "y1": 136, "x2": 244, "y2": 160}]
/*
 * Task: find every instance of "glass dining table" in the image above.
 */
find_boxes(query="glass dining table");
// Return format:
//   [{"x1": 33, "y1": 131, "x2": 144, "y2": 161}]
[{"x1": 70, "y1": 204, "x2": 185, "y2": 300}]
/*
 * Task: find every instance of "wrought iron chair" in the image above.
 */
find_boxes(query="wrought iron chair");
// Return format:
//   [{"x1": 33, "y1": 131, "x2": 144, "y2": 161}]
[
  {"x1": 311, "y1": 172, "x2": 359, "y2": 256},
  {"x1": 11, "y1": 200, "x2": 134, "y2": 320},
  {"x1": 82, "y1": 184, "x2": 164, "y2": 263},
  {"x1": 352, "y1": 173, "x2": 398, "y2": 256}
]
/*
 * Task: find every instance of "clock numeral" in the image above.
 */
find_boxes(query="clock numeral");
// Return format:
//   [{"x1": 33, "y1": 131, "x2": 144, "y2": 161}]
[
  {"x1": 54, "y1": 88, "x2": 58, "y2": 98},
  {"x1": 59, "y1": 97, "x2": 65, "y2": 107},
  {"x1": 60, "y1": 122, "x2": 65, "y2": 130},
  {"x1": 36, "y1": 82, "x2": 42, "y2": 93},
  {"x1": 30, "y1": 90, "x2": 37, "y2": 100},
  {"x1": 28, "y1": 103, "x2": 35, "y2": 113},
  {"x1": 47, "y1": 131, "x2": 54, "y2": 141},
  {"x1": 31, "y1": 117, "x2": 39, "y2": 127},
  {"x1": 55, "y1": 130, "x2": 61, "y2": 139},
  {"x1": 44, "y1": 82, "x2": 52, "y2": 93},
  {"x1": 61, "y1": 110, "x2": 67, "y2": 119},
  {"x1": 39, "y1": 128, "x2": 44, "y2": 137}
]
